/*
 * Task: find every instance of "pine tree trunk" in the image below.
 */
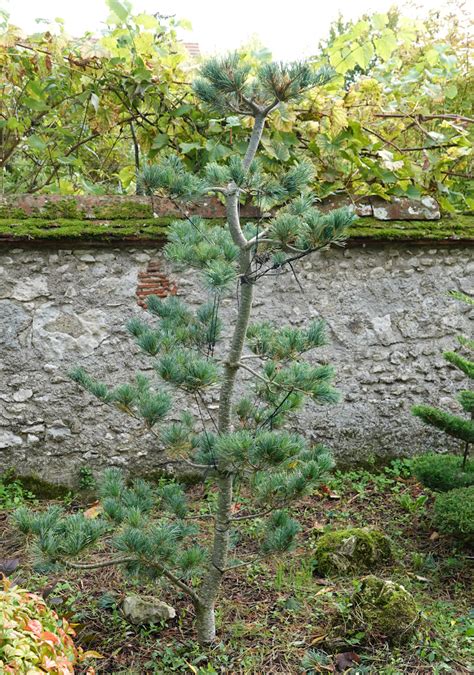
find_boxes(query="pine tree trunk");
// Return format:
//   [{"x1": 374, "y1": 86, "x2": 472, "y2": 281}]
[
  {"x1": 195, "y1": 601, "x2": 217, "y2": 644},
  {"x1": 197, "y1": 249, "x2": 253, "y2": 645},
  {"x1": 196, "y1": 112, "x2": 263, "y2": 645}
]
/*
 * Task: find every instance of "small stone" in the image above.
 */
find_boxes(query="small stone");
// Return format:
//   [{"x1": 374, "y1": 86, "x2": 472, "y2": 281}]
[
  {"x1": 122, "y1": 595, "x2": 176, "y2": 625},
  {"x1": 133, "y1": 253, "x2": 151, "y2": 263},
  {"x1": 46, "y1": 426, "x2": 72, "y2": 441},
  {"x1": 369, "y1": 267, "x2": 385, "y2": 278},
  {"x1": 11, "y1": 276, "x2": 49, "y2": 301},
  {"x1": 13, "y1": 388, "x2": 33, "y2": 402},
  {"x1": 0, "y1": 300, "x2": 31, "y2": 348},
  {"x1": 79, "y1": 254, "x2": 96, "y2": 263},
  {"x1": 22, "y1": 424, "x2": 45, "y2": 433},
  {"x1": 0, "y1": 431, "x2": 23, "y2": 448}
]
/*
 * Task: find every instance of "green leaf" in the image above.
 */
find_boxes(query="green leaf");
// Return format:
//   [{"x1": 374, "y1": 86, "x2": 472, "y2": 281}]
[
  {"x1": 152, "y1": 133, "x2": 169, "y2": 150},
  {"x1": 27, "y1": 135, "x2": 47, "y2": 151},
  {"x1": 180, "y1": 142, "x2": 202, "y2": 154},
  {"x1": 134, "y1": 13, "x2": 159, "y2": 29},
  {"x1": 445, "y1": 83, "x2": 458, "y2": 99},
  {"x1": 372, "y1": 13, "x2": 388, "y2": 30},
  {"x1": 6, "y1": 117, "x2": 22, "y2": 131},
  {"x1": 22, "y1": 97, "x2": 48, "y2": 111},
  {"x1": 352, "y1": 42, "x2": 375, "y2": 69},
  {"x1": 177, "y1": 18, "x2": 193, "y2": 30},
  {"x1": 374, "y1": 30, "x2": 397, "y2": 61},
  {"x1": 106, "y1": 0, "x2": 131, "y2": 22}
]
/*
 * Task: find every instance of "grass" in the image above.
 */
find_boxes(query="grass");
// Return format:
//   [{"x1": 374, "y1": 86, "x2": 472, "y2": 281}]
[
  {"x1": 0, "y1": 215, "x2": 473, "y2": 243},
  {"x1": 1, "y1": 460, "x2": 473, "y2": 674}
]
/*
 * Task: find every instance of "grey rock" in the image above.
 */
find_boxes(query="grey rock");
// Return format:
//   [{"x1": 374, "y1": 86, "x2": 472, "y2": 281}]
[
  {"x1": 122, "y1": 595, "x2": 176, "y2": 624},
  {"x1": 0, "y1": 300, "x2": 30, "y2": 348},
  {"x1": 11, "y1": 276, "x2": 49, "y2": 301},
  {"x1": 13, "y1": 389, "x2": 33, "y2": 402},
  {"x1": 0, "y1": 431, "x2": 23, "y2": 448},
  {"x1": 46, "y1": 426, "x2": 72, "y2": 441}
]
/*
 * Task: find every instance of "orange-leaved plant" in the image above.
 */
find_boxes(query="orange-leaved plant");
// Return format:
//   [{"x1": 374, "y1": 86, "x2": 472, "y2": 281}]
[{"x1": 0, "y1": 576, "x2": 101, "y2": 674}]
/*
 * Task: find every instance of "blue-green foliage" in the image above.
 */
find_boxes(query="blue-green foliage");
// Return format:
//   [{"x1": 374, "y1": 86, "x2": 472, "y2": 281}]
[
  {"x1": 13, "y1": 505, "x2": 108, "y2": 562},
  {"x1": 193, "y1": 53, "x2": 332, "y2": 115},
  {"x1": 247, "y1": 320, "x2": 327, "y2": 360}
]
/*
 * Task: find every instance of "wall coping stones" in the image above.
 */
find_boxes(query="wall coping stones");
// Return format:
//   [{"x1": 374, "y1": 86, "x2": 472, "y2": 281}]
[{"x1": 0, "y1": 194, "x2": 472, "y2": 246}]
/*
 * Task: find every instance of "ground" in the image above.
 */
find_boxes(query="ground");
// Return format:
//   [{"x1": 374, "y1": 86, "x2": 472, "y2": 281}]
[{"x1": 1, "y1": 459, "x2": 472, "y2": 674}]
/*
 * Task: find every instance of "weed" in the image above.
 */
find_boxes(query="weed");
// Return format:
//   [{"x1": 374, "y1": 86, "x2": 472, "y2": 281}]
[
  {"x1": 0, "y1": 470, "x2": 36, "y2": 508},
  {"x1": 397, "y1": 493, "x2": 429, "y2": 514},
  {"x1": 78, "y1": 466, "x2": 96, "y2": 491}
]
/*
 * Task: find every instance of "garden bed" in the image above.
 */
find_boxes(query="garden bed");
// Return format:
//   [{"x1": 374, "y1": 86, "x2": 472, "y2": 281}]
[{"x1": 1, "y1": 461, "x2": 472, "y2": 674}]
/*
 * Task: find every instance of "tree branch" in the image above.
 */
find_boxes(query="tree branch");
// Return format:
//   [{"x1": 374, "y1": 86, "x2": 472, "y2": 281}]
[{"x1": 66, "y1": 556, "x2": 201, "y2": 604}]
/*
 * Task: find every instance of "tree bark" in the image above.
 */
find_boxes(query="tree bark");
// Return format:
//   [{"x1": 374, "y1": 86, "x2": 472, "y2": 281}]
[
  {"x1": 196, "y1": 248, "x2": 253, "y2": 645},
  {"x1": 195, "y1": 111, "x2": 264, "y2": 644}
]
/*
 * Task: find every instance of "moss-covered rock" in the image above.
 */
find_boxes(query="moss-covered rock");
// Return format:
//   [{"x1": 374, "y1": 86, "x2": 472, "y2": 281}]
[
  {"x1": 14, "y1": 474, "x2": 71, "y2": 499},
  {"x1": 312, "y1": 528, "x2": 393, "y2": 576},
  {"x1": 0, "y1": 212, "x2": 473, "y2": 242},
  {"x1": 350, "y1": 575, "x2": 419, "y2": 644}
]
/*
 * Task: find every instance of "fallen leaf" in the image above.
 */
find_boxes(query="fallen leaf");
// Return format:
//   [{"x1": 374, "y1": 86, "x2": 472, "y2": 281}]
[
  {"x1": 315, "y1": 587, "x2": 335, "y2": 596},
  {"x1": 0, "y1": 558, "x2": 20, "y2": 576},
  {"x1": 310, "y1": 632, "x2": 328, "y2": 645},
  {"x1": 80, "y1": 650, "x2": 104, "y2": 660},
  {"x1": 414, "y1": 575, "x2": 430, "y2": 583},
  {"x1": 47, "y1": 596, "x2": 64, "y2": 607},
  {"x1": 335, "y1": 651, "x2": 361, "y2": 672},
  {"x1": 429, "y1": 531, "x2": 440, "y2": 541},
  {"x1": 84, "y1": 502, "x2": 102, "y2": 519},
  {"x1": 320, "y1": 484, "x2": 341, "y2": 499},
  {"x1": 313, "y1": 577, "x2": 333, "y2": 586}
]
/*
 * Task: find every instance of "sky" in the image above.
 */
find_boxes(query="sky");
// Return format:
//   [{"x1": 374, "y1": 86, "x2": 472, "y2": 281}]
[{"x1": 3, "y1": 0, "x2": 467, "y2": 59}]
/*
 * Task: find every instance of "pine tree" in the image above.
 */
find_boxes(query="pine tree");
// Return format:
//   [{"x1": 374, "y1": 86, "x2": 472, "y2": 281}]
[
  {"x1": 413, "y1": 291, "x2": 474, "y2": 469},
  {"x1": 14, "y1": 55, "x2": 356, "y2": 645}
]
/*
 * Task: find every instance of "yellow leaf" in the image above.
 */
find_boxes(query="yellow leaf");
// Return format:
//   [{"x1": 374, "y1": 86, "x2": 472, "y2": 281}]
[
  {"x1": 330, "y1": 102, "x2": 348, "y2": 135},
  {"x1": 80, "y1": 650, "x2": 105, "y2": 660},
  {"x1": 84, "y1": 502, "x2": 102, "y2": 519}
]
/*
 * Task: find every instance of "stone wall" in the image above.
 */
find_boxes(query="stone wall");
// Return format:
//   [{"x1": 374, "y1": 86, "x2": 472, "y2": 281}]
[{"x1": 0, "y1": 241, "x2": 472, "y2": 484}]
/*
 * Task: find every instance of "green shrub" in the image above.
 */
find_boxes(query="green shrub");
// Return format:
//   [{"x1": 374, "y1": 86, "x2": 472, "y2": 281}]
[
  {"x1": 413, "y1": 453, "x2": 474, "y2": 492},
  {"x1": 0, "y1": 577, "x2": 100, "y2": 672},
  {"x1": 433, "y1": 486, "x2": 474, "y2": 543}
]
